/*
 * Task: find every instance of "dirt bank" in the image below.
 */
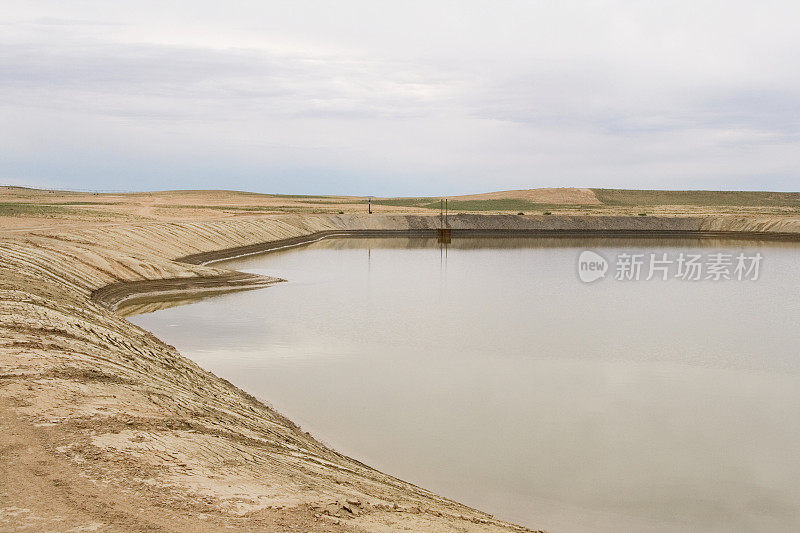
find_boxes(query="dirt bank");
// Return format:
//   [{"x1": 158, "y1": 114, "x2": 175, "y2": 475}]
[{"x1": 3, "y1": 212, "x2": 800, "y2": 532}]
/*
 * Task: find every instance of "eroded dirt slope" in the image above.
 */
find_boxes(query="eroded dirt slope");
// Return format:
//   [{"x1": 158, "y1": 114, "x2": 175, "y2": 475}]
[{"x1": 3, "y1": 210, "x2": 800, "y2": 532}]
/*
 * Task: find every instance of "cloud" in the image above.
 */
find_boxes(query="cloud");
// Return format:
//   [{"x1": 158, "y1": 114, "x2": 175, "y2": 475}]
[
  {"x1": 1, "y1": 1, "x2": 799, "y2": 194},
  {"x1": 0, "y1": 37, "x2": 456, "y2": 123}
]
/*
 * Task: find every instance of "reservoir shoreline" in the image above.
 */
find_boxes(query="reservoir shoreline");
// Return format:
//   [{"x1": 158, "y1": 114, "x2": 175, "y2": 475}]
[{"x1": 3, "y1": 212, "x2": 800, "y2": 531}]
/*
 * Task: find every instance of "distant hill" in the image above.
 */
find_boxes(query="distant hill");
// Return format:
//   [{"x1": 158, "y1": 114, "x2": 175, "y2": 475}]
[
  {"x1": 371, "y1": 188, "x2": 800, "y2": 211},
  {"x1": 590, "y1": 189, "x2": 800, "y2": 207}
]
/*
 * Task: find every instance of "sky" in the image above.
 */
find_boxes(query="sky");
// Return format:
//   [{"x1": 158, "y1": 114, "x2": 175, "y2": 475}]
[{"x1": 1, "y1": 1, "x2": 799, "y2": 195}]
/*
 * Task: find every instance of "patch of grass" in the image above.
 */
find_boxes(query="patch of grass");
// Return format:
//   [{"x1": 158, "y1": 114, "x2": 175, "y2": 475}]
[
  {"x1": 303, "y1": 199, "x2": 355, "y2": 204},
  {"x1": 50, "y1": 201, "x2": 124, "y2": 206},
  {"x1": 265, "y1": 193, "x2": 331, "y2": 199},
  {"x1": 420, "y1": 199, "x2": 583, "y2": 212},
  {"x1": 368, "y1": 197, "x2": 438, "y2": 207},
  {"x1": 153, "y1": 191, "x2": 333, "y2": 200},
  {"x1": 159, "y1": 204, "x2": 275, "y2": 211},
  {"x1": 367, "y1": 198, "x2": 587, "y2": 212},
  {"x1": 592, "y1": 189, "x2": 800, "y2": 207},
  {"x1": 219, "y1": 206, "x2": 274, "y2": 211},
  {"x1": 0, "y1": 203, "x2": 98, "y2": 217}
]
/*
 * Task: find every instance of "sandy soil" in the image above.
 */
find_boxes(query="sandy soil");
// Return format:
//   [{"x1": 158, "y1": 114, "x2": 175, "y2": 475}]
[
  {"x1": 4, "y1": 186, "x2": 800, "y2": 227},
  {"x1": 2, "y1": 187, "x2": 800, "y2": 532}
]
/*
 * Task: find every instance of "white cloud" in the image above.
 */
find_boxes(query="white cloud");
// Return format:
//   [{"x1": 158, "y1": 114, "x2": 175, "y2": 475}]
[{"x1": 1, "y1": 0, "x2": 799, "y2": 193}]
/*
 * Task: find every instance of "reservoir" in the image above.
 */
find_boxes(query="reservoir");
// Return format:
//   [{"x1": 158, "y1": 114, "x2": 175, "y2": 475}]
[{"x1": 129, "y1": 236, "x2": 800, "y2": 532}]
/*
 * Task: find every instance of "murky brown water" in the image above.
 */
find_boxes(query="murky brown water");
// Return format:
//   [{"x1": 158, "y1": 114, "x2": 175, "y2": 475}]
[{"x1": 130, "y1": 237, "x2": 800, "y2": 532}]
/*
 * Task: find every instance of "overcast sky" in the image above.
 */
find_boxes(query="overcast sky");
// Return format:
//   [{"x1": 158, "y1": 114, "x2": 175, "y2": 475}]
[{"x1": 2, "y1": 1, "x2": 799, "y2": 195}]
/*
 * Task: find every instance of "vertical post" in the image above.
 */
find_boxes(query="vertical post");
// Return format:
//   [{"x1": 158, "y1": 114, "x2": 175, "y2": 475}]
[
  {"x1": 368, "y1": 196, "x2": 372, "y2": 214},
  {"x1": 437, "y1": 199, "x2": 451, "y2": 243}
]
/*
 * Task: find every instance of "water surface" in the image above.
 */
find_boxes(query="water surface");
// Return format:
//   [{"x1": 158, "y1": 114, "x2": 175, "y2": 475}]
[{"x1": 130, "y1": 237, "x2": 800, "y2": 532}]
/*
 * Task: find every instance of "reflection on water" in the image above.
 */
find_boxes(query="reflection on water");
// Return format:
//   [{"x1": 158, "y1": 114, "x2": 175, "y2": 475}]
[
  {"x1": 130, "y1": 237, "x2": 800, "y2": 532},
  {"x1": 118, "y1": 295, "x2": 222, "y2": 316}
]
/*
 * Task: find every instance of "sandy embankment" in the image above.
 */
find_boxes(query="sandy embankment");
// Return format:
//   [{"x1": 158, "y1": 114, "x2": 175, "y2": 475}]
[{"x1": 2, "y1": 213, "x2": 800, "y2": 532}]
